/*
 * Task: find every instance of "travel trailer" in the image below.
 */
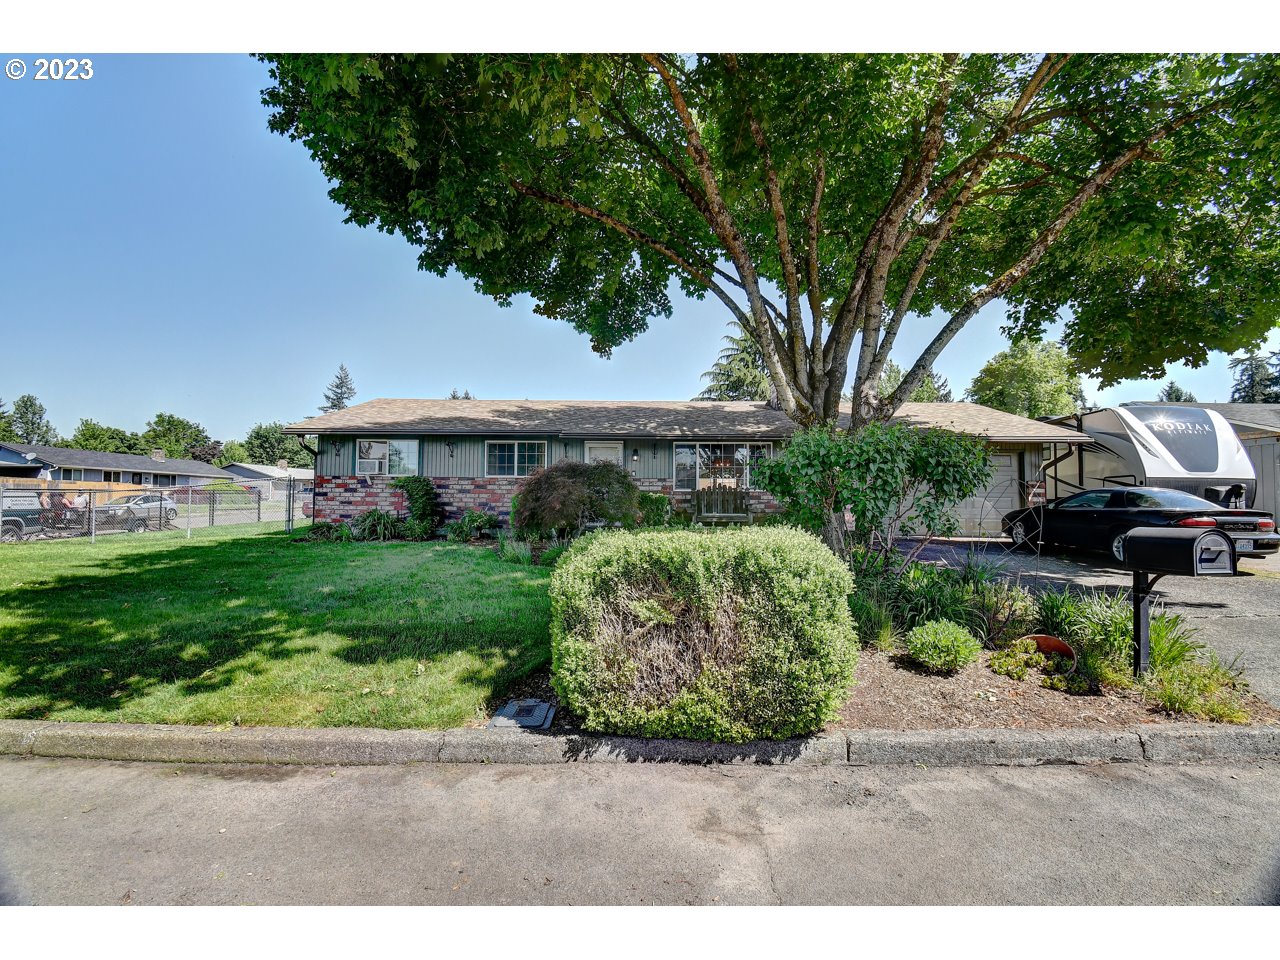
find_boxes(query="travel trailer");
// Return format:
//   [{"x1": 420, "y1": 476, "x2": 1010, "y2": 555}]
[{"x1": 1044, "y1": 405, "x2": 1258, "y2": 508}]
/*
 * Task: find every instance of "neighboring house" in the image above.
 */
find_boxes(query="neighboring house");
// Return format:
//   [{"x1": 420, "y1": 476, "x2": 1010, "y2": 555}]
[
  {"x1": 0, "y1": 442, "x2": 236, "y2": 487},
  {"x1": 1123, "y1": 402, "x2": 1280, "y2": 519},
  {"x1": 221, "y1": 462, "x2": 315, "y2": 501},
  {"x1": 286, "y1": 398, "x2": 1087, "y2": 535}
]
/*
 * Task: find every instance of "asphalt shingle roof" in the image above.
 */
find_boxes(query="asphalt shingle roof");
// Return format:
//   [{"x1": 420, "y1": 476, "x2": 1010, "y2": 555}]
[
  {"x1": 1, "y1": 443, "x2": 236, "y2": 479},
  {"x1": 287, "y1": 398, "x2": 1086, "y2": 444}
]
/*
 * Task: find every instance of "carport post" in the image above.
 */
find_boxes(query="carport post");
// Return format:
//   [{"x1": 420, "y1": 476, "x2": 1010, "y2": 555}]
[
  {"x1": 89, "y1": 491, "x2": 95, "y2": 544},
  {"x1": 186, "y1": 486, "x2": 192, "y2": 540}
]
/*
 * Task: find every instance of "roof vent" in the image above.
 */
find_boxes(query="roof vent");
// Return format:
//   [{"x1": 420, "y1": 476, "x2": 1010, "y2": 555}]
[{"x1": 151, "y1": 449, "x2": 166, "y2": 462}]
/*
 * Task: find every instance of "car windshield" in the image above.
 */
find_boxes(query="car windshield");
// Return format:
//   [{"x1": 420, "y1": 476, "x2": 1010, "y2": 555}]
[{"x1": 1128, "y1": 489, "x2": 1221, "y2": 510}]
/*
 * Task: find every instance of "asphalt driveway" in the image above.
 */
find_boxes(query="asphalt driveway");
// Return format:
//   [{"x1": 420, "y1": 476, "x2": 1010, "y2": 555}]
[{"x1": 911, "y1": 539, "x2": 1280, "y2": 709}]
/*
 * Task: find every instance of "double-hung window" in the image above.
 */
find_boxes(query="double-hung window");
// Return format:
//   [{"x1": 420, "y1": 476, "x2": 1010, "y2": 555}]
[
  {"x1": 103, "y1": 471, "x2": 123, "y2": 484},
  {"x1": 486, "y1": 440, "x2": 546, "y2": 478},
  {"x1": 63, "y1": 469, "x2": 85, "y2": 482},
  {"x1": 357, "y1": 439, "x2": 419, "y2": 476},
  {"x1": 673, "y1": 442, "x2": 773, "y2": 491}
]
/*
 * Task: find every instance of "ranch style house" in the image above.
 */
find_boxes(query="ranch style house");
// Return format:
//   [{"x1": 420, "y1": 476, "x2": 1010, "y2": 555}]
[{"x1": 287, "y1": 398, "x2": 1087, "y2": 535}]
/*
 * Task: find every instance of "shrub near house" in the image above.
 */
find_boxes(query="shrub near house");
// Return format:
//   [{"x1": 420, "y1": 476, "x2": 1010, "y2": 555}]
[{"x1": 550, "y1": 527, "x2": 858, "y2": 742}]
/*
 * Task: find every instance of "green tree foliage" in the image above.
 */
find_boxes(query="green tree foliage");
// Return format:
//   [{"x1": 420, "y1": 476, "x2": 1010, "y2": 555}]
[
  {"x1": 966, "y1": 340, "x2": 1086, "y2": 419},
  {"x1": 140, "y1": 412, "x2": 212, "y2": 460},
  {"x1": 320, "y1": 363, "x2": 357, "y2": 412},
  {"x1": 874, "y1": 360, "x2": 953, "y2": 403},
  {"x1": 242, "y1": 422, "x2": 313, "y2": 468},
  {"x1": 1157, "y1": 381, "x2": 1197, "y2": 402},
  {"x1": 61, "y1": 419, "x2": 146, "y2": 455},
  {"x1": 753, "y1": 423, "x2": 993, "y2": 554},
  {"x1": 10, "y1": 394, "x2": 58, "y2": 445},
  {"x1": 261, "y1": 53, "x2": 1280, "y2": 426},
  {"x1": 696, "y1": 320, "x2": 771, "y2": 401},
  {"x1": 214, "y1": 439, "x2": 250, "y2": 467},
  {"x1": 447, "y1": 388, "x2": 477, "y2": 400},
  {"x1": 0, "y1": 399, "x2": 17, "y2": 443},
  {"x1": 1229, "y1": 352, "x2": 1280, "y2": 402}
]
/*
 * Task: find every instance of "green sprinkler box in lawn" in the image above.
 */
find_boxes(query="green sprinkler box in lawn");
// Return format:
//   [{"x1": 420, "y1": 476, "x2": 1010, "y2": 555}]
[{"x1": 1116, "y1": 526, "x2": 1236, "y2": 677}]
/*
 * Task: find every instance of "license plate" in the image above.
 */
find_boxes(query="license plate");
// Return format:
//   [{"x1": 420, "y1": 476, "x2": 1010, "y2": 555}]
[{"x1": 1237, "y1": 539, "x2": 1254, "y2": 552}]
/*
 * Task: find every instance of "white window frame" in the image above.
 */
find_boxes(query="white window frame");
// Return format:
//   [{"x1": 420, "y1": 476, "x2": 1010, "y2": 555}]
[
  {"x1": 356, "y1": 438, "x2": 420, "y2": 477},
  {"x1": 485, "y1": 440, "x2": 547, "y2": 478},
  {"x1": 672, "y1": 441, "x2": 774, "y2": 492}
]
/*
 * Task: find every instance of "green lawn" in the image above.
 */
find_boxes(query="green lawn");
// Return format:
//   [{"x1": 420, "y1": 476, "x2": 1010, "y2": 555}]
[{"x1": 0, "y1": 528, "x2": 552, "y2": 729}]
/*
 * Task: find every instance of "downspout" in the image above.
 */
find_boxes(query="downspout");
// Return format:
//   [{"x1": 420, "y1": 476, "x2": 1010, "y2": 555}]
[{"x1": 298, "y1": 438, "x2": 319, "y2": 523}]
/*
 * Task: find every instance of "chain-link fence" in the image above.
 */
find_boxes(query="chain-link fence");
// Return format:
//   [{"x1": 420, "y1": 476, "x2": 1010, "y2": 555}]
[{"x1": 0, "y1": 477, "x2": 309, "y2": 545}]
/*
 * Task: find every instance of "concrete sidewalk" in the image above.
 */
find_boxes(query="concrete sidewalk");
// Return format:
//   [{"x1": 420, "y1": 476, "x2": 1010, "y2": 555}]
[{"x1": 3, "y1": 755, "x2": 1278, "y2": 905}]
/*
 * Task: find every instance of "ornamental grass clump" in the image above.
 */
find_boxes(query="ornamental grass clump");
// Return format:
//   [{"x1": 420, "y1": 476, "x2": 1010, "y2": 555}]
[
  {"x1": 905, "y1": 619, "x2": 982, "y2": 674},
  {"x1": 550, "y1": 527, "x2": 858, "y2": 742}
]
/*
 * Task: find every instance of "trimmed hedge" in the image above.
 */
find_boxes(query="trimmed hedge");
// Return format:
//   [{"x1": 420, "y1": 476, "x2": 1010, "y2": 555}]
[{"x1": 550, "y1": 527, "x2": 858, "y2": 742}]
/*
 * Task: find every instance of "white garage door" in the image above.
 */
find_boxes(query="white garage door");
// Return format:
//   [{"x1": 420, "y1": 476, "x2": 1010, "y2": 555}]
[{"x1": 956, "y1": 453, "x2": 1020, "y2": 536}]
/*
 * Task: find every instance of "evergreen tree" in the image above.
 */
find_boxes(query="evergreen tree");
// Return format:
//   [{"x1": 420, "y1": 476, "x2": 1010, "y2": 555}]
[
  {"x1": 1229, "y1": 352, "x2": 1280, "y2": 402},
  {"x1": 1157, "y1": 381, "x2": 1197, "y2": 402},
  {"x1": 320, "y1": 364, "x2": 357, "y2": 412},
  {"x1": 447, "y1": 388, "x2": 477, "y2": 400},
  {"x1": 695, "y1": 320, "x2": 771, "y2": 401},
  {"x1": 874, "y1": 360, "x2": 953, "y2": 403},
  {"x1": 0, "y1": 398, "x2": 17, "y2": 443},
  {"x1": 11, "y1": 394, "x2": 58, "y2": 445}
]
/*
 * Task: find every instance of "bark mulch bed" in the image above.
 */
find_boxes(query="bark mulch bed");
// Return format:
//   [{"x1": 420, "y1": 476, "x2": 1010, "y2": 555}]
[{"x1": 485, "y1": 652, "x2": 1280, "y2": 733}]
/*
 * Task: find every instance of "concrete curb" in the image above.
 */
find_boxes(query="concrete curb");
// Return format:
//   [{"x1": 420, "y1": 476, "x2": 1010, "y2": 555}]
[{"x1": 1, "y1": 719, "x2": 1277, "y2": 768}]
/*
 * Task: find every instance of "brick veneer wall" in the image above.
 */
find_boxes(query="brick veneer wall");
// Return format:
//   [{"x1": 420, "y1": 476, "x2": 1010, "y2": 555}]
[
  {"x1": 313, "y1": 474, "x2": 782, "y2": 525},
  {"x1": 311, "y1": 476, "x2": 408, "y2": 523}
]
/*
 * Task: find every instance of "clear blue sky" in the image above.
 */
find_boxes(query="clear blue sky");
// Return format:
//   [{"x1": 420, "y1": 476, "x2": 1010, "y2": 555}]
[{"x1": 1, "y1": 54, "x2": 1267, "y2": 442}]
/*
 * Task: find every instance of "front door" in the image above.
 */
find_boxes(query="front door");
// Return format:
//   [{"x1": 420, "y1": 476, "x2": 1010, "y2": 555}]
[{"x1": 584, "y1": 441, "x2": 624, "y2": 466}]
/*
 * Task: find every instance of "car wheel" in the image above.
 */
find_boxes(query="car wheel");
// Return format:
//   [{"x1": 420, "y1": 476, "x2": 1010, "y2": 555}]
[
  {"x1": 1, "y1": 523, "x2": 21, "y2": 543},
  {"x1": 1010, "y1": 519, "x2": 1033, "y2": 550},
  {"x1": 166, "y1": 508, "x2": 177, "y2": 522},
  {"x1": 1110, "y1": 531, "x2": 1127, "y2": 562},
  {"x1": 129, "y1": 518, "x2": 149, "y2": 533}
]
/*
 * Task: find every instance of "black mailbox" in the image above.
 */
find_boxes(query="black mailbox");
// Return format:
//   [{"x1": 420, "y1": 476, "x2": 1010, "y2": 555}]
[
  {"x1": 1116, "y1": 526, "x2": 1235, "y2": 677},
  {"x1": 1118, "y1": 527, "x2": 1236, "y2": 577}
]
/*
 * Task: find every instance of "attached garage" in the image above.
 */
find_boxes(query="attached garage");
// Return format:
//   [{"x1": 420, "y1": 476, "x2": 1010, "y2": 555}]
[{"x1": 888, "y1": 405, "x2": 1086, "y2": 536}]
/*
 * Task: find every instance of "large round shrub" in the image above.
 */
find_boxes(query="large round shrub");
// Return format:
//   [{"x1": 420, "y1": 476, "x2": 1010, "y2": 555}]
[
  {"x1": 905, "y1": 619, "x2": 981, "y2": 674},
  {"x1": 550, "y1": 527, "x2": 858, "y2": 742}
]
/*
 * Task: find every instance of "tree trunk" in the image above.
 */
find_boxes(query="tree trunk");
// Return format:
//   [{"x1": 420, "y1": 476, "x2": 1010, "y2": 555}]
[{"x1": 820, "y1": 508, "x2": 848, "y2": 558}]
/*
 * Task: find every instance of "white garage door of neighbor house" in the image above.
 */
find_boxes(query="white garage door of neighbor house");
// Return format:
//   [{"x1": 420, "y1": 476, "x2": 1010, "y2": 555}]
[
  {"x1": 585, "y1": 442, "x2": 624, "y2": 466},
  {"x1": 957, "y1": 454, "x2": 1020, "y2": 535}
]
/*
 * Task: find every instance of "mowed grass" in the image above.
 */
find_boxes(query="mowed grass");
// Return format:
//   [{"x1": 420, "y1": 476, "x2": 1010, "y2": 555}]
[{"x1": 0, "y1": 528, "x2": 552, "y2": 729}]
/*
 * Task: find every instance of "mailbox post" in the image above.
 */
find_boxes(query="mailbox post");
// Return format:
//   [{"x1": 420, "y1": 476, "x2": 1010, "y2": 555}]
[{"x1": 1117, "y1": 527, "x2": 1236, "y2": 677}]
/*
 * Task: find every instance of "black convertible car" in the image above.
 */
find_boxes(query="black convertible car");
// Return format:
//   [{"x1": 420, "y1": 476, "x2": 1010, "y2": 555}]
[{"x1": 1002, "y1": 486, "x2": 1280, "y2": 560}]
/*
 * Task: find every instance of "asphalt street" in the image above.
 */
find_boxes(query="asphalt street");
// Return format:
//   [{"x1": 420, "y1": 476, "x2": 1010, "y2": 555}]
[{"x1": 2, "y1": 755, "x2": 1278, "y2": 905}]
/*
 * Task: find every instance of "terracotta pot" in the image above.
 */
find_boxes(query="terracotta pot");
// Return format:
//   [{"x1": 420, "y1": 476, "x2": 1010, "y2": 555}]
[{"x1": 1022, "y1": 634, "x2": 1078, "y2": 674}]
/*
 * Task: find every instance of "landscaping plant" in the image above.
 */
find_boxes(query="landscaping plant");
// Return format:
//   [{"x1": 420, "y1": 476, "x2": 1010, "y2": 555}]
[
  {"x1": 443, "y1": 509, "x2": 500, "y2": 542},
  {"x1": 550, "y1": 527, "x2": 858, "y2": 742},
  {"x1": 391, "y1": 476, "x2": 445, "y2": 530},
  {"x1": 350, "y1": 509, "x2": 405, "y2": 542},
  {"x1": 905, "y1": 619, "x2": 982, "y2": 674},
  {"x1": 513, "y1": 459, "x2": 641, "y2": 539},
  {"x1": 637, "y1": 491, "x2": 674, "y2": 527},
  {"x1": 496, "y1": 532, "x2": 534, "y2": 565},
  {"x1": 753, "y1": 422, "x2": 991, "y2": 556}
]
